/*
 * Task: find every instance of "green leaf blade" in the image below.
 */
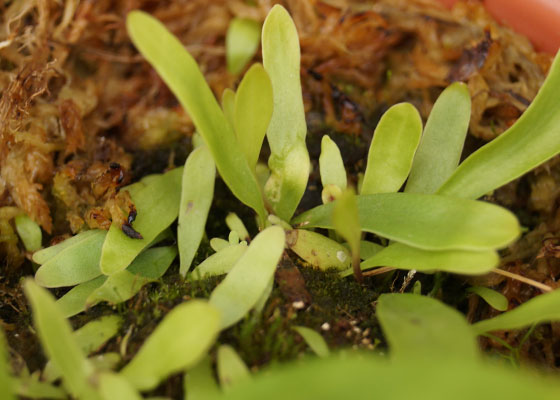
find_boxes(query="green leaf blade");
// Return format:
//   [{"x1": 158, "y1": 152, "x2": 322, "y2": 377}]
[
  {"x1": 319, "y1": 135, "x2": 347, "y2": 191},
  {"x1": 292, "y1": 326, "x2": 329, "y2": 357},
  {"x1": 217, "y1": 345, "x2": 250, "y2": 391},
  {"x1": 226, "y1": 18, "x2": 261, "y2": 75},
  {"x1": 14, "y1": 214, "x2": 42, "y2": 252},
  {"x1": 468, "y1": 286, "x2": 508, "y2": 312}
]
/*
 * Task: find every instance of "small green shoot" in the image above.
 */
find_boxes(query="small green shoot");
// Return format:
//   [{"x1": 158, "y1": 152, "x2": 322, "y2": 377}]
[
  {"x1": 191, "y1": 242, "x2": 248, "y2": 280},
  {"x1": 184, "y1": 357, "x2": 221, "y2": 400},
  {"x1": 225, "y1": 213, "x2": 250, "y2": 242},
  {"x1": 292, "y1": 326, "x2": 330, "y2": 357},
  {"x1": 468, "y1": 286, "x2": 508, "y2": 312},
  {"x1": 226, "y1": 18, "x2": 261, "y2": 75},
  {"x1": 332, "y1": 188, "x2": 362, "y2": 280},
  {"x1": 286, "y1": 229, "x2": 350, "y2": 270},
  {"x1": 319, "y1": 135, "x2": 347, "y2": 202},
  {"x1": 217, "y1": 345, "x2": 250, "y2": 391},
  {"x1": 14, "y1": 214, "x2": 42, "y2": 252}
]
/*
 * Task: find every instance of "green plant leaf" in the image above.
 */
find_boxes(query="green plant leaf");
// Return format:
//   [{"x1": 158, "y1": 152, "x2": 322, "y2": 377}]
[
  {"x1": 293, "y1": 193, "x2": 519, "y2": 251},
  {"x1": 319, "y1": 135, "x2": 347, "y2": 192},
  {"x1": 234, "y1": 63, "x2": 273, "y2": 170},
  {"x1": 286, "y1": 229, "x2": 350, "y2": 271},
  {"x1": 217, "y1": 345, "x2": 250, "y2": 391},
  {"x1": 377, "y1": 294, "x2": 478, "y2": 362},
  {"x1": 15, "y1": 375, "x2": 66, "y2": 399},
  {"x1": 121, "y1": 300, "x2": 221, "y2": 391},
  {"x1": 221, "y1": 88, "x2": 236, "y2": 128},
  {"x1": 405, "y1": 82, "x2": 471, "y2": 194},
  {"x1": 100, "y1": 166, "x2": 182, "y2": 275},
  {"x1": 358, "y1": 241, "x2": 383, "y2": 260},
  {"x1": 292, "y1": 326, "x2": 329, "y2": 357},
  {"x1": 332, "y1": 188, "x2": 361, "y2": 274},
  {"x1": 23, "y1": 280, "x2": 99, "y2": 400},
  {"x1": 226, "y1": 18, "x2": 261, "y2": 75},
  {"x1": 126, "y1": 11, "x2": 267, "y2": 225},
  {"x1": 262, "y1": 5, "x2": 310, "y2": 221},
  {"x1": 361, "y1": 103, "x2": 422, "y2": 194},
  {"x1": 14, "y1": 214, "x2": 42, "y2": 252},
  {"x1": 34, "y1": 229, "x2": 106, "y2": 288},
  {"x1": 209, "y1": 226, "x2": 285, "y2": 329},
  {"x1": 225, "y1": 213, "x2": 250, "y2": 242},
  {"x1": 184, "y1": 356, "x2": 220, "y2": 400},
  {"x1": 56, "y1": 276, "x2": 107, "y2": 318},
  {"x1": 191, "y1": 242, "x2": 248, "y2": 280},
  {"x1": 350, "y1": 243, "x2": 499, "y2": 275},
  {"x1": 472, "y1": 289, "x2": 560, "y2": 335},
  {"x1": 179, "y1": 146, "x2": 215, "y2": 275},
  {"x1": 438, "y1": 52, "x2": 560, "y2": 199},
  {"x1": 90, "y1": 246, "x2": 177, "y2": 306},
  {"x1": 99, "y1": 372, "x2": 142, "y2": 400},
  {"x1": 468, "y1": 286, "x2": 508, "y2": 312},
  {"x1": 0, "y1": 328, "x2": 15, "y2": 400}
]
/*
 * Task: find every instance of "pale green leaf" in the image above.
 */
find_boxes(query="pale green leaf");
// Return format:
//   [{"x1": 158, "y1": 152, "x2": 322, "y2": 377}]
[
  {"x1": 350, "y1": 242, "x2": 499, "y2": 276},
  {"x1": 293, "y1": 193, "x2": 519, "y2": 251},
  {"x1": 221, "y1": 88, "x2": 235, "y2": 127},
  {"x1": 191, "y1": 242, "x2": 248, "y2": 280},
  {"x1": 377, "y1": 294, "x2": 478, "y2": 362},
  {"x1": 438, "y1": 52, "x2": 560, "y2": 199},
  {"x1": 34, "y1": 229, "x2": 106, "y2": 288},
  {"x1": 56, "y1": 276, "x2": 106, "y2": 318},
  {"x1": 126, "y1": 11, "x2": 266, "y2": 225},
  {"x1": 226, "y1": 213, "x2": 250, "y2": 242},
  {"x1": 319, "y1": 135, "x2": 347, "y2": 191},
  {"x1": 210, "y1": 237, "x2": 231, "y2": 252},
  {"x1": 184, "y1": 356, "x2": 220, "y2": 400},
  {"x1": 332, "y1": 188, "x2": 360, "y2": 263},
  {"x1": 361, "y1": 103, "x2": 422, "y2": 194},
  {"x1": 468, "y1": 286, "x2": 508, "y2": 312},
  {"x1": 99, "y1": 372, "x2": 142, "y2": 400},
  {"x1": 472, "y1": 289, "x2": 560, "y2": 335},
  {"x1": 121, "y1": 300, "x2": 221, "y2": 391},
  {"x1": 0, "y1": 328, "x2": 15, "y2": 400},
  {"x1": 217, "y1": 345, "x2": 250, "y2": 391},
  {"x1": 209, "y1": 226, "x2": 285, "y2": 329},
  {"x1": 15, "y1": 375, "x2": 66, "y2": 399},
  {"x1": 226, "y1": 18, "x2": 261, "y2": 75},
  {"x1": 292, "y1": 326, "x2": 329, "y2": 357},
  {"x1": 358, "y1": 241, "x2": 383, "y2": 260},
  {"x1": 405, "y1": 82, "x2": 471, "y2": 194},
  {"x1": 262, "y1": 5, "x2": 309, "y2": 220},
  {"x1": 179, "y1": 146, "x2": 215, "y2": 275},
  {"x1": 234, "y1": 63, "x2": 273, "y2": 169},
  {"x1": 286, "y1": 229, "x2": 350, "y2": 271},
  {"x1": 14, "y1": 214, "x2": 42, "y2": 252},
  {"x1": 23, "y1": 280, "x2": 99, "y2": 399},
  {"x1": 100, "y1": 166, "x2": 182, "y2": 275}
]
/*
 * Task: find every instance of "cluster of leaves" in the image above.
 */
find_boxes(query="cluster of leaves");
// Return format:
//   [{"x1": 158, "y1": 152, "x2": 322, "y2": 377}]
[{"x1": 5, "y1": 4, "x2": 560, "y2": 399}]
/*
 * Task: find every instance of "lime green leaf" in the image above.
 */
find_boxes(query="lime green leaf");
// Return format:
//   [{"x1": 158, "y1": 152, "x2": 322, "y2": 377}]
[
  {"x1": 226, "y1": 18, "x2": 261, "y2": 75},
  {"x1": 99, "y1": 372, "x2": 142, "y2": 400},
  {"x1": 438, "y1": 52, "x2": 560, "y2": 199},
  {"x1": 292, "y1": 326, "x2": 329, "y2": 357},
  {"x1": 358, "y1": 241, "x2": 383, "y2": 260},
  {"x1": 23, "y1": 280, "x2": 99, "y2": 399},
  {"x1": 352, "y1": 243, "x2": 499, "y2": 275},
  {"x1": 319, "y1": 135, "x2": 347, "y2": 191},
  {"x1": 191, "y1": 242, "x2": 248, "y2": 280},
  {"x1": 90, "y1": 246, "x2": 176, "y2": 306},
  {"x1": 56, "y1": 276, "x2": 106, "y2": 318},
  {"x1": 100, "y1": 166, "x2": 182, "y2": 275},
  {"x1": 121, "y1": 300, "x2": 221, "y2": 391},
  {"x1": 221, "y1": 88, "x2": 236, "y2": 127},
  {"x1": 405, "y1": 82, "x2": 471, "y2": 194},
  {"x1": 361, "y1": 103, "x2": 422, "y2": 194},
  {"x1": 468, "y1": 286, "x2": 508, "y2": 312},
  {"x1": 234, "y1": 63, "x2": 273, "y2": 169},
  {"x1": 293, "y1": 193, "x2": 519, "y2": 251},
  {"x1": 210, "y1": 226, "x2": 285, "y2": 329},
  {"x1": 262, "y1": 5, "x2": 310, "y2": 221},
  {"x1": 225, "y1": 213, "x2": 250, "y2": 242},
  {"x1": 0, "y1": 328, "x2": 15, "y2": 400},
  {"x1": 378, "y1": 294, "x2": 478, "y2": 362},
  {"x1": 126, "y1": 11, "x2": 266, "y2": 225},
  {"x1": 472, "y1": 289, "x2": 560, "y2": 335},
  {"x1": 332, "y1": 189, "x2": 361, "y2": 272},
  {"x1": 14, "y1": 214, "x2": 42, "y2": 252},
  {"x1": 286, "y1": 229, "x2": 350, "y2": 271},
  {"x1": 184, "y1": 356, "x2": 220, "y2": 400},
  {"x1": 34, "y1": 230, "x2": 106, "y2": 288},
  {"x1": 179, "y1": 146, "x2": 215, "y2": 275},
  {"x1": 217, "y1": 345, "x2": 250, "y2": 391},
  {"x1": 15, "y1": 375, "x2": 66, "y2": 399}
]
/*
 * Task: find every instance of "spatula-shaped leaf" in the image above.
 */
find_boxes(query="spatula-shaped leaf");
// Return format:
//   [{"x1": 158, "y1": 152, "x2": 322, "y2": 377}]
[
  {"x1": 226, "y1": 18, "x2": 261, "y2": 75},
  {"x1": 472, "y1": 289, "x2": 560, "y2": 334},
  {"x1": 293, "y1": 193, "x2": 519, "y2": 251},
  {"x1": 179, "y1": 146, "x2": 215, "y2": 275},
  {"x1": 292, "y1": 326, "x2": 329, "y2": 357},
  {"x1": 234, "y1": 64, "x2": 273, "y2": 170},
  {"x1": 468, "y1": 286, "x2": 508, "y2": 312},
  {"x1": 361, "y1": 103, "x2": 422, "y2": 194},
  {"x1": 14, "y1": 214, "x2": 42, "y2": 252},
  {"x1": 286, "y1": 229, "x2": 350, "y2": 270},
  {"x1": 34, "y1": 229, "x2": 106, "y2": 288},
  {"x1": 438, "y1": 51, "x2": 560, "y2": 199},
  {"x1": 350, "y1": 242, "x2": 499, "y2": 275},
  {"x1": 126, "y1": 11, "x2": 267, "y2": 225},
  {"x1": 100, "y1": 166, "x2": 182, "y2": 275},
  {"x1": 217, "y1": 345, "x2": 250, "y2": 391},
  {"x1": 319, "y1": 135, "x2": 347, "y2": 192},
  {"x1": 56, "y1": 276, "x2": 106, "y2": 318},
  {"x1": 90, "y1": 246, "x2": 176, "y2": 306},
  {"x1": 262, "y1": 5, "x2": 310, "y2": 221},
  {"x1": 23, "y1": 280, "x2": 99, "y2": 400},
  {"x1": 121, "y1": 300, "x2": 221, "y2": 391},
  {"x1": 377, "y1": 293, "x2": 478, "y2": 362},
  {"x1": 405, "y1": 82, "x2": 471, "y2": 194},
  {"x1": 191, "y1": 242, "x2": 248, "y2": 280},
  {"x1": 209, "y1": 226, "x2": 285, "y2": 329},
  {"x1": 0, "y1": 328, "x2": 15, "y2": 400},
  {"x1": 184, "y1": 356, "x2": 221, "y2": 400}
]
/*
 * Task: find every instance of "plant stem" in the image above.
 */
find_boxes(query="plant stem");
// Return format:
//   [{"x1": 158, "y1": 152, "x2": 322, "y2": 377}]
[{"x1": 491, "y1": 268, "x2": 553, "y2": 292}]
